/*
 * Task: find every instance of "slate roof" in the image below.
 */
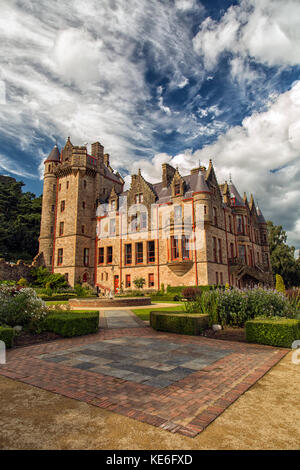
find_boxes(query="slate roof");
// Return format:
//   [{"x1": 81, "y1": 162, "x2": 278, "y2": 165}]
[
  {"x1": 256, "y1": 205, "x2": 266, "y2": 223},
  {"x1": 45, "y1": 145, "x2": 60, "y2": 162}
]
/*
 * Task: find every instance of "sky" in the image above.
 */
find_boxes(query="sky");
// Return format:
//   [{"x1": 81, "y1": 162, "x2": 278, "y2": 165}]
[{"x1": 0, "y1": 0, "x2": 300, "y2": 251}]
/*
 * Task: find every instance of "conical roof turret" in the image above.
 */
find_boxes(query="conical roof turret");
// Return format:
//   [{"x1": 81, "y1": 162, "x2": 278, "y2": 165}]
[{"x1": 45, "y1": 144, "x2": 60, "y2": 162}]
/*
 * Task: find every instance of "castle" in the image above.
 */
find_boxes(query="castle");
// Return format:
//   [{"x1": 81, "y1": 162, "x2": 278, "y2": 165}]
[{"x1": 39, "y1": 137, "x2": 273, "y2": 290}]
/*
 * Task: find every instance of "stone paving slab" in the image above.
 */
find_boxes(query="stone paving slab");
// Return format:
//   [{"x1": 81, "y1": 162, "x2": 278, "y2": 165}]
[{"x1": 0, "y1": 327, "x2": 288, "y2": 437}]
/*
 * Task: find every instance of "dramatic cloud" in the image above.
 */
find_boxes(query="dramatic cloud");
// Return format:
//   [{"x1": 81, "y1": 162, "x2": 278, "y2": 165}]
[
  {"x1": 0, "y1": 0, "x2": 299, "y2": 250},
  {"x1": 193, "y1": 0, "x2": 300, "y2": 69}
]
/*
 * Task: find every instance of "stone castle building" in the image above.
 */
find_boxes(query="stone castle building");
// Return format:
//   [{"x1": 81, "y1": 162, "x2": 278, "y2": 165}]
[{"x1": 39, "y1": 138, "x2": 273, "y2": 290}]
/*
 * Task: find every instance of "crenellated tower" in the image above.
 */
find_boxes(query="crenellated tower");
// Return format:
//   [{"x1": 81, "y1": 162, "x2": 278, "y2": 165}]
[{"x1": 38, "y1": 137, "x2": 124, "y2": 286}]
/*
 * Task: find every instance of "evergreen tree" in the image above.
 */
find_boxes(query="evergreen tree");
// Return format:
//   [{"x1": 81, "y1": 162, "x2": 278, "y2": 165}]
[
  {"x1": 267, "y1": 221, "x2": 300, "y2": 287},
  {"x1": 0, "y1": 175, "x2": 42, "y2": 262}
]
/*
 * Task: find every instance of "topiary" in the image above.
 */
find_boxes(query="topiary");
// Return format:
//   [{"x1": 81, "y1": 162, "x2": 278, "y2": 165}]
[
  {"x1": 17, "y1": 277, "x2": 27, "y2": 287},
  {"x1": 275, "y1": 274, "x2": 286, "y2": 295}
]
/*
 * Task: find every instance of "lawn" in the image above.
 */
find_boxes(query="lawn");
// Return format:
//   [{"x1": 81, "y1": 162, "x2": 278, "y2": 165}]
[
  {"x1": 45, "y1": 300, "x2": 69, "y2": 306},
  {"x1": 132, "y1": 305, "x2": 184, "y2": 321}
]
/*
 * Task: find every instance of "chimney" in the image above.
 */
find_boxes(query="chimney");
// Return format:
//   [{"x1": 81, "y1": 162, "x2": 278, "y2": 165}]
[
  {"x1": 104, "y1": 153, "x2": 110, "y2": 166},
  {"x1": 91, "y1": 142, "x2": 104, "y2": 159},
  {"x1": 162, "y1": 163, "x2": 176, "y2": 187}
]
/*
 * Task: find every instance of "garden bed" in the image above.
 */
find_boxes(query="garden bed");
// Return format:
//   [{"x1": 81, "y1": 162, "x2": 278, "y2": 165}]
[
  {"x1": 14, "y1": 330, "x2": 61, "y2": 348},
  {"x1": 203, "y1": 327, "x2": 246, "y2": 343}
]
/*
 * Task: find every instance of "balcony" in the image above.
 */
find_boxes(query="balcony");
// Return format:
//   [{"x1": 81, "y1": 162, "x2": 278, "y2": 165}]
[{"x1": 167, "y1": 259, "x2": 193, "y2": 276}]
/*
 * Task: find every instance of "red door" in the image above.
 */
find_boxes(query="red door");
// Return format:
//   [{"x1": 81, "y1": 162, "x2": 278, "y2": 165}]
[{"x1": 114, "y1": 275, "x2": 119, "y2": 292}]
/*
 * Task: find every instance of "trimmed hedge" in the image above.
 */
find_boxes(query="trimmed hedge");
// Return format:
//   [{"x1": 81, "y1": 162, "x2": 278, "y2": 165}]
[
  {"x1": 43, "y1": 310, "x2": 99, "y2": 337},
  {"x1": 150, "y1": 311, "x2": 209, "y2": 336},
  {"x1": 246, "y1": 317, "x2": 300, "y2": 348},
  {"x1": 166, "y1": 285, "x2": 214, "y2": 294},
  {"x1": 0, "y1": 326, "x2": 15, "y2": 348},
  {"x1": 39, "y1": 293, "x2": 78, "y2": 301}
]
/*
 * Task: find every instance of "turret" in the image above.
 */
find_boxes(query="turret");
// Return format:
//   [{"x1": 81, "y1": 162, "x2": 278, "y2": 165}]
[{"x1": 39, "y1": 145, "x2": 61, "y2": 269}]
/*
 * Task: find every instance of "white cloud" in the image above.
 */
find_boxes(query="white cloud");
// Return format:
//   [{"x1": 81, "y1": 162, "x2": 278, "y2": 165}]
[
  {"x1": 135, "y1": 80, "x2": 300, "y2": 249},
  {"x1": 0, "y1": 154, "x2": 35, "y2": 179},
  {"x1": 193, "y1": 0, "x2": 300, "y2": 69}
]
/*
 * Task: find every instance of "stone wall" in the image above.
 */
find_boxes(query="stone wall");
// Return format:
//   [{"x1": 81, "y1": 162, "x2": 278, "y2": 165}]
[{"x1": 0, "y1": 253, "x2": 45, "y2": 282}]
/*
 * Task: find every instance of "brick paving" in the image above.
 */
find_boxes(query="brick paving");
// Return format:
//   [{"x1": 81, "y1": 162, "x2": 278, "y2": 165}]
[{"x1": 0, "y1": 311, "x2": 288, "y2": 437}]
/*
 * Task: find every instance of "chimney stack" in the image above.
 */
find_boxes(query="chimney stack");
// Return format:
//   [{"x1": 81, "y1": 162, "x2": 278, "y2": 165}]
[{"x1": 91, "y1": 142, "x2": 104, "y2": 160}]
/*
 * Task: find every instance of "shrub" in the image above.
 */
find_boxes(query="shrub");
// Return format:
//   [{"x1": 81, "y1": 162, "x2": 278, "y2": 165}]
[
  {"x1": 31, "y1": 267, "x2": 68, "y2": 290},
  {"x1": 43, "y1": 310, "x2": 99, "y2": 337},
  {"x1": 0, "y1": 286, "x2": 48, "y2": 333},
  {"x1": 39, "y1": 293, "x2": 78, "y2": 301},
  {"x1": 150, "y1": 311, "x2": 209, "y2": 335},
  {"x1": 17, "y1": 277, "x2": 28, "y2": 287},
  {"x1": 286, "y1": 289, "x2": 300, "y2": 314},
  {"x1": 160, "y1": 283, "x2": 165, "y2": 294},
  {"x1": 133, "y1": 277, "x2": 146, "y2": 290},
  {"x1": 0, "y1": 326, "x2": 15, "y2": 348},
  {"x1": 246, "y1": 317, "x2": 300, "y2": 348},
  {"x1": 276, "y1": 274, "x2": 286, "y2": 295}
]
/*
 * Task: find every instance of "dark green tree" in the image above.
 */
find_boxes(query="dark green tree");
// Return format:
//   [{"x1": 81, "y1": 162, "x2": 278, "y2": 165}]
[
  {"x1": 267, "y1": 221, "x2": 300, "y2": 287},
  {"x1": 0, "y1": 175, "x2": 42, "y2": 262}
]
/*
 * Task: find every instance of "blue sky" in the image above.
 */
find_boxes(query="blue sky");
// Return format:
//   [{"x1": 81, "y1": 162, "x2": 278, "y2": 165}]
[{"x1": 0, "y1": 0, "x2": 300, "y2": 250}]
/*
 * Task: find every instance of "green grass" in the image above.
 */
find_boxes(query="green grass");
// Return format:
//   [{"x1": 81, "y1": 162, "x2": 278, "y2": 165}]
[
  {"x1": 132, "y1": 305, "x2": 185, "y2": 321},
  {"x1": 45, "y1": 301, "x2": 69, "y2": 306}
]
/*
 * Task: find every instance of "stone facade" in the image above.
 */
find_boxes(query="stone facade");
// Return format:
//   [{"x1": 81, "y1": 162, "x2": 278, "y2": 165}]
[{"x1": 39, "y1": 139, "x2": 273, "y2": 290}]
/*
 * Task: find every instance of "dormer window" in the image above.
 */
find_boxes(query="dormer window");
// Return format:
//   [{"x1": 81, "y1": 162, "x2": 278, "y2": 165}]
[
  {"x1": 135, "y1": 193, "x2": 143, "y2": 204},
  {"x1": 174, "y1": 184, "x2": 180, "y2": 196}
]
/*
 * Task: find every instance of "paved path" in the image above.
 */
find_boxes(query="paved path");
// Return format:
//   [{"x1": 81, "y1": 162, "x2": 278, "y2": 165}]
[
  {"x1": 102, "y1": 309, "x2": 145, "y2": 329},
  {"x1": 0, "y1": 327, "x2": 288, "y2": 438}
]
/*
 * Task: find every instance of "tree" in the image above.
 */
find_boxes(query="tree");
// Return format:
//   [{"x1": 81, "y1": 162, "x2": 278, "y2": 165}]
[
  {"x1": 133, "y1": 277, "x2": 146, "y2": 290},
  {"x1": 0, "y1": 175, "x2": 42, "y2": 262},
  {"x1": 267, "y1": 221, "x2": 300, "y2": 287}
]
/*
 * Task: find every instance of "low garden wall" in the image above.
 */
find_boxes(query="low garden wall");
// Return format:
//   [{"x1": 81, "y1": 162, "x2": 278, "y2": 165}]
[
  {"x1": 69, "y1": 296, "x2": 152, "y2": 308},
  {"x1": 150, "y1": 311, "x2": 209, "y2": 335}
]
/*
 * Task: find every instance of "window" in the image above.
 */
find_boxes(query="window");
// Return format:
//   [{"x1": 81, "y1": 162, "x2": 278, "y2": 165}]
[
  {"x1": 239, "y1": 245, "x2": 246, "y2": 263},
  {"x1": 51, "y1": 205, "x2": 55, "y2": 212},
  {"x1": 228, "y1": 216, "x2": 232, "y2": 233},
  {"x1": 83, "y1": 180, "x2": 87, "y2": 189},
  {"x1": 174, "y1": 183, "x2": 180, "y2": 195},
  {"x1": 81, "y1": 225, "x2": 85, "y2": 234},
  {"x1": 84, "y1": 248, "x2": 89, "y2": 266},
  {"x1": 218, "y1": 238, "x2": 222, "y2": 263},
  {"x1": 204, "y1": 205, "x2": 207, "y2": 215},
  {"x1": 237, "y1": 216, "x2": 243, "y2": 234},
  {"x1": 66, "y1": 181, "x2": 69, "y2": 189},
  {"x1": 101, "y1": 273, "x2": 104, "y2": 281},
  {"x1": 50, "y1": 255, "x2": 52, "y2": 266},
  {"x1": 60, "y1": 200, "x2": 65, "y2": 212},
  {"x1": 59, "y1": 183, "x2": 61, "y2": 191},
  {"x1": 48, "y1": 165, "x2": 51, "y2": 172},
  {"x1": 59, "y1": 222, "x2": 64, "y2": 236},
  {"x1": 53, "y1": 184, "x2": 56, "y2": 191},
  {"x1": 171, "y1": 236, "x2": 179, "y2": 260},
  {"x1": 125, "y1": 274, "x2": 131, "y2": 288},
  {"x1": 57, "y1": 248, "x2": 63, "y2": 265},
  {"x1": 107, "y1": 246, "x2": 113, "y2": 264},
  {"x1": 216, "y1": 272, "x2": 219, "y2": 285},
  {"x1": 125, "y1": 244, "x2": 132, "y2": 265},
  {"x1": 135, "y1": 193, "x2": 143, "y2": 204},
  {"x1": 182, "y1": 236, "x2": 190, "y2": 259},
  {"x1": 213, "y1": 237, "x2": 217, "y2": 262},
  {"x1": 174, "y1": 205, "x2": 182, "y2": 223},
  {"x1": 50, "y1": 226, "x2": 53, "y2": 234},
  {"x1": 106, "y1": 272, "x2": 108, "y2": 281},
  {"x1": 148, "y1": 273, "x2": 155, "y2": 287},
  {"x1": 136, "y1": 242, "x2": 143, "y2": 264},
  {"x1": 230, "y1": 242, "x2": 234, "y2": 260},
  {"x1": 109, "y1": 218, "x2": 116, "y2": 235},
  {"x1": 257, "y1": 251, "x2": 260, "y2": 263},
  {"x1": 220, "y1": 272, "x2": 223, "y2": 285},
  {"x1": 111, "y1": 200, "x2": 116, "y2": 210},
  {"x1": 98, "y1": 247, "x2": 104, "y2": 264},
  {"x1": 82, "y1": 201, "x2": 86, "y2": 209},
  {"x1": 213, "y1": 207, "x2": 217, "y2": 226},
  {"x1": 147, "y1": 240, "x2": 155, "y2": 263},
  {"x1": 141, "y1": 212, "x2": 147, "y2": 229}
]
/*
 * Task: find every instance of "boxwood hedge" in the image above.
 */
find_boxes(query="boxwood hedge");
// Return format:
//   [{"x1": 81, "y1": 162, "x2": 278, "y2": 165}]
[
  {"x1": 246, "y1": 317, "x2": 300, "y2": 348},
  {"x1": 150, "y1": 311, "x2": 209, "y2": 335},
  {"x1": 0, "y1": 326, "x2": 15, "y2": 348},
  {"x1": 43, "y1": 310, "x2": 99, "y2": 337}
]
